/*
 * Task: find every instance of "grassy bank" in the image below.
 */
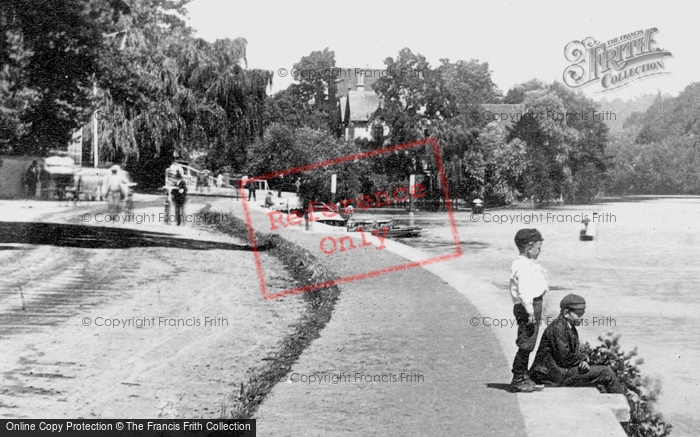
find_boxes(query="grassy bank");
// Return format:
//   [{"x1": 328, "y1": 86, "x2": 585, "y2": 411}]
[{"x1": 201, "y1": 207, "x2": 341, "y2": 419}]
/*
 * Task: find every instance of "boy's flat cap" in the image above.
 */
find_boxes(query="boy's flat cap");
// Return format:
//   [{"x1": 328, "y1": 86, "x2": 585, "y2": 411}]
[
  {"x1": 514, "y1": 228, "x2": 543, "y2": 247},
  {"x1": 560, "y1": 294, "x2": 586, "y2": 310}
]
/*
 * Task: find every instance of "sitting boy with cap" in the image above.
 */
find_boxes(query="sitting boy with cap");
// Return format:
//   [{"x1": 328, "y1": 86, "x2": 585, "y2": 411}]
[{"x1": 529, "y1": 294, "x2": 625, "y2": 394}]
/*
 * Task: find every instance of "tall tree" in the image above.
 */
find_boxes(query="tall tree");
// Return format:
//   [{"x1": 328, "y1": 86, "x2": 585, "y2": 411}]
[
  {"x1": 435, "y1": 58, "x2": 502, "y2": 122},
  {"x1": 92, "y1": 0, "x2": 272, "y2": 186},
  {"x1": 504, "y1": 81, "x2": 611, "y2": 203},
  {"x1": 634, "y1": 85, "x2": 700, "y2": 145},
  {"x1": 0, "y1": 0, "x2": 104, "y2": 154},
  {"x1": 264, "y1": 84, "x2": 327, "y2": 131},
  {"x1": 508, "y1": 89, "x2": 578, "y2": 203},
  {"x1": 549, "y1": 82, "x2": 610, "y2": 203},
  {"x1": 91, "y1": 0, "x2": 196, "y2": 184},
  {"x1": 373, "y1": 48, "x2": 435, "y2": 146},
  {"x1": 503, "y1": 79, "x2": 546, "y2": 104},
  {"x1": 291, "y1": 48, "x2": 341, "y2": 136},
  {"x1": 605, "y1": 82, "x2": 700, "y2": 195},
  {"x1": 246, "y1": 123, "x2": 369, "y2": 205},
  {"x1": 431, "y1": 117, "x2": 525, "y2": 204},
  {"x1": 374, "y1": 49, "x2": 513, "y2": 205},
  {"x1": 476, "y1": 122, "x2": 527, "y2": 204},
  {"x1": 0, "y1": 30, "x2": 39, "y2": 148}
]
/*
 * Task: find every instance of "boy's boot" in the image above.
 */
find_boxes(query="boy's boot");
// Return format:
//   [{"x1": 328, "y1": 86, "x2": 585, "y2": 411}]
[{"x1": 511, "y1": 373, "x2": 544, "y2": 392}]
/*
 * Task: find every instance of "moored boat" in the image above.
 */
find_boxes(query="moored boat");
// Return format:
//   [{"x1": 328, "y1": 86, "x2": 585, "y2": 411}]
[{"x1": 347, "y1": 219, "x2": 422, "y2": 238}]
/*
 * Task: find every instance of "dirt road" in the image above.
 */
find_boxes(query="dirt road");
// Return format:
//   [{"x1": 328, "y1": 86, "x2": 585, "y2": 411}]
[{"x1": 0, "y1": 196, "x2": 305, "y2": 419}]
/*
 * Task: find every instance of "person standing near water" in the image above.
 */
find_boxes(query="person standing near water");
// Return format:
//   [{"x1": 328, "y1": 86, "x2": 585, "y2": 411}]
[
  {"x1": 247, "y1": 181, "x2": 256, "y2": 201},
  {"x1": 25, "y1": 161, "x2": 39, "y2": 198},
  {"x1": 509, "y1": 228, "x2": 548, "y2": 392},
  {"x1": 173, "y1": 170, "x2": 187, "y2": 225}
]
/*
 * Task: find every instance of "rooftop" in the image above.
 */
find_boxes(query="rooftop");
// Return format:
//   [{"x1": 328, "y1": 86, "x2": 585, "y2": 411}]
[{"x1": 340, "y1": 90, "x2": 382, "y2": 123}]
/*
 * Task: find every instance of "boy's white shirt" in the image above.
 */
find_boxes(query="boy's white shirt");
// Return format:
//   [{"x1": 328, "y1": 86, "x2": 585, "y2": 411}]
[{"x1": 510, "y1": 255, "x2": 548, "y2": 315}]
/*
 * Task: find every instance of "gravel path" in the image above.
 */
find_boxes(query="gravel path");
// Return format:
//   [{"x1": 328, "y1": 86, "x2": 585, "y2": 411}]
[{"x1": 215, "y1": 199, "x2": 527, "y2": 437}]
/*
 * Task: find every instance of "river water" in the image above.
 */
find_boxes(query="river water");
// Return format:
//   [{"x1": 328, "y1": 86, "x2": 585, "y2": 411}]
[{"x1": 359, "y1": 196, "x2": 700, "y2": 436}]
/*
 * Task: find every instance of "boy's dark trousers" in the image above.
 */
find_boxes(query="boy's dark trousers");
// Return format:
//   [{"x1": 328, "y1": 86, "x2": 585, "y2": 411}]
[
  {"x1": 174, "y1": 201, "x2": 185, "y2": 226},
  {"x1": 560, "y1": 365, "x2": 625, "y2": 394},
  {"x1": 512, "y1": 295, "x2": 543, "y2": 375}
]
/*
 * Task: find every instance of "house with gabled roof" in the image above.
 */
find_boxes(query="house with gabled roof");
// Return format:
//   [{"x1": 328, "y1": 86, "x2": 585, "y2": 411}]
[{"x1": 339, "y1": 74, "x2": 384, "y2": 141}]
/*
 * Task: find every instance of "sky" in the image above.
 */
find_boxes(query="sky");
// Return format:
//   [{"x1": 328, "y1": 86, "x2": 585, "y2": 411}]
[{"x1": 185, "y1": 0, "x2": 698, "y2": 102}]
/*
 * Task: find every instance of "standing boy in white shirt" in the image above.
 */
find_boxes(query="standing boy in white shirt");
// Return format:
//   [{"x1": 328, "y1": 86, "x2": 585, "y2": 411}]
[{"x1": 510, "y1": 228, "x2": 548, "y2": 392}]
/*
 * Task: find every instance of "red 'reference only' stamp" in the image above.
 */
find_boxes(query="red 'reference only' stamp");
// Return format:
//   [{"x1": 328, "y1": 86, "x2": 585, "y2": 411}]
[{"x1": 241, "y1": 137, "x2": 461, "y2": 299}]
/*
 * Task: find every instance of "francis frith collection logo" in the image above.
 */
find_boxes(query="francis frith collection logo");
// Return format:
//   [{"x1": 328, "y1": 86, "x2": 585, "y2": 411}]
[{"x1": 563, "y1": 27, "x2": 672, "y2": 92}]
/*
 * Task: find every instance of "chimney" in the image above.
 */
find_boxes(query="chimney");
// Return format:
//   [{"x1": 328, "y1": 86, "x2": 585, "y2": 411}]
[{"x1": 356, "y1": 74, "x2": 365, "y2": 91}]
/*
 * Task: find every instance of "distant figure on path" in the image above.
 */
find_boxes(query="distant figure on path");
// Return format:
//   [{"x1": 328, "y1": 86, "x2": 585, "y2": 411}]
[
  {"x1": 302, "y1": 197, "x2": 311, "y2": 230},
  {"x1": 25, "y1": 161, "x2": 39, "y2": 198},
  {"x1": 197, "y1": 170, "x2": 211, "y2": 193},
  {"x1": 295, "y1": 177, "x2": 301, "y2": 197},
  {"x1": 95, "y1": 171, "x2": 104, "y2": 201},
  {"x1": 39, "y1": 164, "x2": 50, "y2": 200},
  {"x1": 196, "y1": 172, "x2": 204, "y2": 192},
  {"x1": 104, "y1": 165, "x2": 128, "y2": 213},
  {"x1": 173, "y1": 170, "x2": 187, "y2": 226},
  {"x1": 217, "y1": 173, "x2": 224, "y2": 188},
  {"x1": 247, "y1": 181, "x2": 256, "y2": 201},
  {"x1": 529, "y1": 294, "x2": 625, "y2": 394},
  {"x1": 509, "y1": 228, "x2": 547, "y2": 392},
  {"x1": 264, "y1": 191, "x2": 274, "y2": 207},
  {"x1": 202, "y1": 170, "x2": 211, "y2": 192}
]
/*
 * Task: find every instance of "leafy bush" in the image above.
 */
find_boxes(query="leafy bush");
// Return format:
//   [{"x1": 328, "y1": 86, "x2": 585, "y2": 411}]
[{"x1": 581, "y1": 333, "x2": 672, "y2": 437}]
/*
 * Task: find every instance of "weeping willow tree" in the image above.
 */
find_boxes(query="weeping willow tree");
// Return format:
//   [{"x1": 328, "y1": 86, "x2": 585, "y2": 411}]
[{"x1": 91, "y1": 0, "x2": 272, "y2": 187}]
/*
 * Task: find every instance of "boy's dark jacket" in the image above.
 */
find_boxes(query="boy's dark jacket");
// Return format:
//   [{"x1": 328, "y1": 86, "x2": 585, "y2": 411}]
[
  {"x1": 530, "y1": 313, "x2": 588, "y2": 384},
  {"x1": 173, "y1": 179, "x2": 187, "y2": 203}
]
